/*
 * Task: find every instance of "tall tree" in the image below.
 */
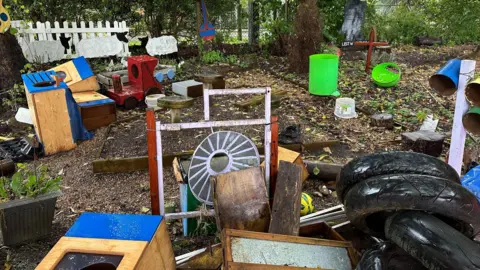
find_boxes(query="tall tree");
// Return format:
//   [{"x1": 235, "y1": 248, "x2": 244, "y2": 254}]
[{"x1": 0, "y1": 32, "x2": 27, "y2": 91}]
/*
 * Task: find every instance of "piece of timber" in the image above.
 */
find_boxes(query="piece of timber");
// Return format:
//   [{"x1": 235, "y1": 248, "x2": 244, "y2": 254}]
[
  {"x1": 176, "y1": 244, "x2": 222, "y2": 269},
  {"x1": 212, "y1": 167, "x2": 271, "y2": 233},
  {"x1": 303, "y1": 161, "x2": 344, "y2": 181},
  {"x1": 269, "y1": 161, "x2": 302, "y2": 236},
  {"x1": 165, "y1": 210, "x2": 216, "y2": 220}
]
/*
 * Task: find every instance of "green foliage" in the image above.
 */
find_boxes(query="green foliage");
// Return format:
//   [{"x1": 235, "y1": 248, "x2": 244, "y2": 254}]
[
  {"x1": 201, "y1": 50, "x2": 224, "y2": 64},
  {"x1": 365, "y1": 0, "x2": 480, "y2": 44},
  {"x1": 0, "y1": 164, "x2": 62, "y2": 202}
]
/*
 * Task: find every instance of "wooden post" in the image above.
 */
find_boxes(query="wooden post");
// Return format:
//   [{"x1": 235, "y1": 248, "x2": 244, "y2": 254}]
[
  {"x1": 147, "y1": 109, "x2": 160, "y2": 215},
  {"x1": 270, "y1": 116, "x2": 279, "y2": 202}
]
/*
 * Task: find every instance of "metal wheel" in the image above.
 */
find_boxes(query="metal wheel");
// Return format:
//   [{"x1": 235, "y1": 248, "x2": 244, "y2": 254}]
[{"x1": 188, "y1": 131, "x2": 260, "y2": 205}]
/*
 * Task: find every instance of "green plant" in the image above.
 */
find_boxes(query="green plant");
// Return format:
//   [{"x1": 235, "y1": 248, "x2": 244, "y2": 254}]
[
  {"x1": 226, "y1": 55, "x2": 238, "y2": 65},
  {"x1": 0, "y1": 164, "x2": 62, "y2": 202},
  {"x1": 416, "y1": 111, "x2": 428, "y2": 122},
  {"x1": 201, "y1": 50, "x2": 224, "y2": 64}
]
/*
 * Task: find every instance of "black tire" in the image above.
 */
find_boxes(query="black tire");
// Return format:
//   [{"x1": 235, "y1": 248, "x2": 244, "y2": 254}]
[
  {"x1": 356, "y1": 242, "x2": 426, "y2": 270},
  {"x1": 337, "y1": 152, "x2": 460, "y2": 202},
  {"x1": 385, "y1": 211, "x2": 480, "y2": 270},
  {"x1": 344, "y1": 174, "x2": 480, "y2": 238},
  {"x1": 124, "y1": 97, "x2": 138, "y2": 110}
]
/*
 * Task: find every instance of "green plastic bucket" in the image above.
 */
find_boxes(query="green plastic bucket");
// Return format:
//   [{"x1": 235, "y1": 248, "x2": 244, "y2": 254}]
[
  {"x1": 309, "y1": 54, "x2": 340, "y2": 96},
  {"x1": 372, "y1": 62, "x2": 401, "y2": 87},
  {"x1": 463, "y1": 107, "x2": 480, "y2": 136}
]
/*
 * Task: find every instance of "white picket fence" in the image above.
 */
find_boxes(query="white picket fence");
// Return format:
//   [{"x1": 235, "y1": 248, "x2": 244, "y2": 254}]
[{"x1": 11, "y1": 20, "x2": 130, "y2": 60}]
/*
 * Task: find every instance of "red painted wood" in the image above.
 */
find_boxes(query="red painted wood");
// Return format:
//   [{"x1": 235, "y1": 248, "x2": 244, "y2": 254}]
[
  {"x1": 354, "y1": 28, "x2": 389, "y2": 73},
  {"x1": 270, "y1": 116, "x2": 279, "y2": 203},
  {"x1": 146, "y1": 109, "x2": 160, "y2": 215}
]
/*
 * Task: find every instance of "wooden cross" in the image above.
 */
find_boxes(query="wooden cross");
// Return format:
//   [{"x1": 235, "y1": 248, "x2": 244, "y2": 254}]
[{"x1": 351, "y1": 28, "x2": 389, "y2": 73}]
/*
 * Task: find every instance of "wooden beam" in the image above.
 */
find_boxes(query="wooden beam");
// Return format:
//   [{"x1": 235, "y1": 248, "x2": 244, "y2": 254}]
[
  {"x1": 146, "y1": 109, "x2": 160, "y2": 215},
  {"x1": 269, "y1": 161, "x2": 302, "y2": 236},
  {"x1": 165, "y1": 209, "x2": 215, "y2": 220},
  {"x1": 303, "y1": 161, "x2": 344, "y2": 181},
  {"x1": 270, "y1": 116, "x2": 279, "y2": 201}
]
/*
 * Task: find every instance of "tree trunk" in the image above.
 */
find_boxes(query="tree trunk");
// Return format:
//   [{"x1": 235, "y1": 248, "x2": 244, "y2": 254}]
[
  {"x1": 237, "y1": 0, "x2": 242, "y2": 41},
  {"x1": 248, "y1": 0, "x2": 259, "y2": 46},
  {"x1": 0, "y1": 32, "x2": 27, "y2": 91}
]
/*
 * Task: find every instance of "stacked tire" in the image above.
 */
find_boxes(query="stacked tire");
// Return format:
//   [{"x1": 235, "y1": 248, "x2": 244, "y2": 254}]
[{"x1": 337, "y1": 152, "x2": 480, "y2": 270}]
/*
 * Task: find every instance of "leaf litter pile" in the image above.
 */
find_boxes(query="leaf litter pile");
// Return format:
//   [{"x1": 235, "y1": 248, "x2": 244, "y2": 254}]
[{"x1": 3, "y1": 45, "x2": 480, "y2": 268}]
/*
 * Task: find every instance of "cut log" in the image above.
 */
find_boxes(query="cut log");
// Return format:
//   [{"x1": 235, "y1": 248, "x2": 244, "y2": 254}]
[
  {"x1": 269, "y1": 161, "x2": 303, "y2": 236},
  {"x1": 304, "y1": 161, "x2": 343, "y2": 181},
  {"x1": 0, "y1": 159, "x2": 15, "y2": 176},
  {"x1": 370, "y1": 113, "x2": 394, "y2": 129},
  {"x1": 211, "y1": 167, "x2": 270, "y2": 233},
  {"x1": 401, "y1": 131, "x2": 445, "y2": 157}
]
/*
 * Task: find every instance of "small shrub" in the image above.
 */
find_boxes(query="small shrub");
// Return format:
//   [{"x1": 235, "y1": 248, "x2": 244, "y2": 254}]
[
  {"x1": 201, "y1": 50, "x2": 224, "y2": 64},
  {"x1": 0, "y1": 164, "x2": 62, "y2": 202},
  {"x1": 225, "y1": 55, "x2": 238, "y2": 65}
]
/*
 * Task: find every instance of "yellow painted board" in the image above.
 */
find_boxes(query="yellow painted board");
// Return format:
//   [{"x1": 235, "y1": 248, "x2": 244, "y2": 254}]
[
  {"x1": 32, "y1": 89, "x2": 76, "y2": 155},
  {"x1": 73, "y1": 91, "x2": 110, "y2": 104},
  {"x1": 36, "y1": 237, "x2": 148, "y2": 270},
  {"x1": 69, "y1": 76, "x2": 100, "y2": 93}
]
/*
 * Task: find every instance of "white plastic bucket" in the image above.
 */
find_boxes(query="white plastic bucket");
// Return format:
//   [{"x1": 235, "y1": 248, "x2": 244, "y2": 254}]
[
  {"x1": 334, "y1": 98, "x2": 357, "y2": 119},
  {"x1": 15, "y1": 107, "x2": 33, "y2": 125},
  {"x1": 145, "y1": 94, "x2": 166, "y2": 109}
]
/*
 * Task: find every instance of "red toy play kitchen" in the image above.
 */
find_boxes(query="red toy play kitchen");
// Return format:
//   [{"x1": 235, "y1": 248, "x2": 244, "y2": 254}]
[{"x1": 106, "y1": 55, "x2": 163, "y2": 110}]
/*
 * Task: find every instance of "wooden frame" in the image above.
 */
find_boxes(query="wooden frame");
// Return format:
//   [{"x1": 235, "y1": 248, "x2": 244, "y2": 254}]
[{"x1": 223, "y1": 229, "x2": 356, "y2": 270}]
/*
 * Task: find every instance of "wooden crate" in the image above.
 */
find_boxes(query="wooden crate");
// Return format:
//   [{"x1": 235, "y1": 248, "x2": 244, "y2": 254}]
[
  {"x1": 23, "y1": 71, "x2": 77, "y2": 155},
  {"x1": 223, "y1": 229, "x2": 356, "y2": 270},
  {"x1": 37, "y1": 213, "x2": 175, "y2": 269},
  {"x1": 49, "y1": 57, "x2": 100, "y2": 93},
  {"x1": 73, "y1": 91, "x2": 116, "y2": 130},
  {"x1": 173, "y1": 80, "x2": 204, "y2": 97},
  {"x1": 262, "y1": 147, "x2": 309, "y2": 182}
]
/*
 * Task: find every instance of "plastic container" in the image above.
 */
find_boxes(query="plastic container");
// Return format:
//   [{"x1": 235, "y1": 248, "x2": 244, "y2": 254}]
[
  {"x1": 15, "y1": 107, "x2": 33, "y2": 125},
  {"x1": 465, "y1": 78, "x2": 480, "y2": 106},
  {"x1": 429, "y1": 59, "x2": 461, "y2": 96},
  {"x1": 309, "y1": 54, "x2": 340, "y2": 97},
  {"x1": 145, "y1": 94, "x2": 165, "y2": 109},
  {"x1": 463, "y1": 106, "x2": 480, "y2": 135},
  {"x1": 461, "y1": 165, "x2": 480, "y2": 202},
  {"x1": 372, "y1": 62, "x2": 401, "y2": 87},
  {"x1": 334, "y1": 98, "x2": 357, "y2": 119}
]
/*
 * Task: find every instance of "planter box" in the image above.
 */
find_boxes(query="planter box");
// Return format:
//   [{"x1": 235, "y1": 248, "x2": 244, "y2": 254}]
[{"x1": 0, "y1": 190, "x2": 62, "y2": 246}]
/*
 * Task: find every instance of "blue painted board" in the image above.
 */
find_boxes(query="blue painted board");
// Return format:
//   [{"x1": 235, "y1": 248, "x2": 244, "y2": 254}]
[
  {"x1": 66, "y1": 213, "x2": 163, "y2": 242},
  {"x1": 78, "y1": 98, "x2": 115, "y2": 108},
  {"x1": 22, "y1": 71, "x2": 68, "y2": 93},
  {"x1": 73, "y1": 56, "x2": 94, "y2": 79}
]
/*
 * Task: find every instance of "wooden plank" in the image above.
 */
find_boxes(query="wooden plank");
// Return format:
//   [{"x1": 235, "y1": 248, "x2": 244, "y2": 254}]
[
  {"x1": 49, "y1": 60, "x2": 81, "y2": 85},
  {"x1": 82, "y1": 114, "x2": 116, "y2": 131},
  {"x1": 36, "y1": 237, "x2": 148, "y2": 269},
  {"x1": 211, "y1": 167, "x2": 271, "y2": 233},
  {"x1": 172, "y1": 157, "x2": 185, "y2": 184},
  {"x1": 262, "y1": 147, "x2": 308, "y2": 182},
  {"x1": 146, "y1": 109, "x2": 160, "y2": 215},
  {"x1": 25, "y1": 86, "x2": 41, "y2": 141},
  {"x1": 137, "y1": 220, "x2": 176, "y2": 269},
  {"x1": 73, "y1": 91, "x2": 109, "y2": 103},
  {"x1": 270, "y1": 116, "x2": 279, "y2": 201},
  {"x1": 177, "y1": 244, "x2": 222, "y2": 269},
  {"x1": 69, "y1": 76, "x2": 100, "y2": 92},
  {"x1": 269, "y1": 161, "x2": 302, "y2": 236},
  {"x1": 80, "y1": 103, "x2": 116, "y2": 119},
  {"x1": 33, "y1": 89, "x2": 76, "y2": 155}
]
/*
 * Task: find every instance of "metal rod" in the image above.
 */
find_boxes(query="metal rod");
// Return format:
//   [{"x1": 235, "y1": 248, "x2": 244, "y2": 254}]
[
  {"x1": 156, "y1": 121, "x2": 165, "y2": 215},
  {"x1": 160, "y1": 119, "x2": 266, "y2": 131},
  {"x1": 165, "y1": 209, "x2": 216, "y2": 220},
  {"x1": 207, "y1": 88, "x2": 267, "y2": 95}
]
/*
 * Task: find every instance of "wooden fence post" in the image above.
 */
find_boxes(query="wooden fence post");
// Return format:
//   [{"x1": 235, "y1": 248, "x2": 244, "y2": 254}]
[
  {"x1": 147, "y1": 109, "x2": 160, "y2": 215},
  {"x1": 270, "y1": 115, "x2": 279, "y2": 202}
]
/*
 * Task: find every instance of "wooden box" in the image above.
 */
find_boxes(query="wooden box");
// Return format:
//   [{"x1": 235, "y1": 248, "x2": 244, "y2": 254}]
[
  {"x1": 173, "y1": 80, "x2": 204, "y2": 97},
  {"x1": 262, "y1": 147, "x2": 309, "y2": 182},
  {"x1": 49, "y1": 57, "x2": 100, "y2": 93},
  {"x1": 36, "y1": 213, "x2": 175, "y2": 270},
  {"x1": 23, "y1": 71, "x2": 77, "y2": 155},
  {"x1": 223, "y1": 229, "x2": 357, "y2": 270},
  {"x1": 73, "y1": 91, "x2": 116, "y2": 130}
]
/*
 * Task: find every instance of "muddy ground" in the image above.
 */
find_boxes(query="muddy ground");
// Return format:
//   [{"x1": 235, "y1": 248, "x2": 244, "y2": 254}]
[{"x1": 1, "y1": 45, "x2": 479, "y2": 269}]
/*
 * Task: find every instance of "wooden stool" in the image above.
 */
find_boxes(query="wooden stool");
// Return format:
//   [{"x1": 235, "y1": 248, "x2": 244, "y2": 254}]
[
  {"x1": 157, "y1": 96, "x2": 194, "y2": 123},
  {"x1": 194, "y1": 73, "x2": 225, "y2": 89}
]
